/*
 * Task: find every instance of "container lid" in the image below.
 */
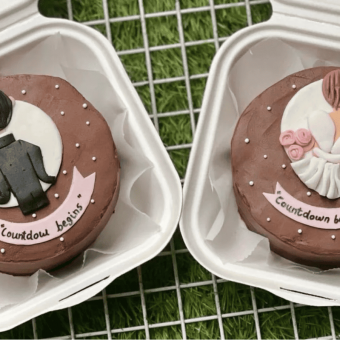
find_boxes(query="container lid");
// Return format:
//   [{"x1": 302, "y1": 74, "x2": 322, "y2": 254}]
[
  {"x1": 0, "y1": 0, "x2": 38, "y2": 31},
  {"x1": 272, "y1": 0, "x2": 340, "y2": 27}
]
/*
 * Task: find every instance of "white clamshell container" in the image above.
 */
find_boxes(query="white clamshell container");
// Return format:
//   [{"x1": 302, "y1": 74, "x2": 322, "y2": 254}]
[
  {"x1": 0, "y1": 0, "x2": 182, "y2": 331},
  {"x1": 181, "y1": 0, "x2": 340, "y2": 306}
]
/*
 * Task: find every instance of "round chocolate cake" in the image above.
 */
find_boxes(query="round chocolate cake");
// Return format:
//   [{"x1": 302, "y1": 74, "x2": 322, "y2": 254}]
[
  {"x1": 231, "y1": 66, "x2": 340, "y2": 269},
  {"x1": 0, "y1": 74, "x2": 120, "y2": 275}
]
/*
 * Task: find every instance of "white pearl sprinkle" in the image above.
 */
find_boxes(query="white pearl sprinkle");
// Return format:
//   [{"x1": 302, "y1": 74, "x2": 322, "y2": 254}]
[
  {"x1": 267, "y1": 218, "x2": 271, "y2": 222},
  {"x1": 245, "y1": 138, "x2": 250, "y2": 144},
  {"x1": 21, "y1": 90, "x2": 26, "y2": 95},
  {"x1": 32, "y1": 213, "x2": 36, "y2": 218},
  {"x1": 249, "y1": 181, "x2": 254, "y2": 186},
  {"x1": 55, "y1": 85, "x2": 59, "y2": 89},
  {"x1": 282, "y1": 164, "x2": 286, "y2": 169},
  {"x1": 92, "y1": 157, "x2": 96, "y2": 161},
  {"x1": 292, "y1": 84, "x2": 297, "y2": 89},
  {"x1": 75, "y1": 143, "x2": 80, "y2": 148},
  {"x1": 83, "y1": 103, "x2": 88, "y2": 109},
  {"x1": 60, "y1": 237, "x2": 64, "y2": 242},
  {"x1": 86, "y1": 121, "x2": 90, "y2": 125},
  {"x1": 55, "y1": 193, "x2": 59, "y2": 198},
  {"x1": 267, "y1": 106, "x2": 271, "y2": 111},
  {"x1": 63, "y1": 170, "x2": 67, "y2": 175},
  {"x1": 61, "y1": 111, "x2": 65, "y2": 116},
  {"x1": 298, "y1": 229, "x2": 302, "y2": 234},
  {"x1": 307, "y1": 192, "x2": 311, "y2": 196},
  {"x1": 91, "y1": 199, "x2": 95, "y2": 204},
  {"x1": 0, "y1": 249, "x2": 5, "y2": 254},
  {"x1": 264, "y1": 155, "x2": 268, "y2": 159},
  {"x1": 332, "y1": 235, "x2": 336, "y2": 240}
]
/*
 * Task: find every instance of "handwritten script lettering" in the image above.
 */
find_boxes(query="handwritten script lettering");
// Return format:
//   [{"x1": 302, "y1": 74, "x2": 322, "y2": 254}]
[{"x1": 263, "y1": 182, "x2": 340, "y2": 229}]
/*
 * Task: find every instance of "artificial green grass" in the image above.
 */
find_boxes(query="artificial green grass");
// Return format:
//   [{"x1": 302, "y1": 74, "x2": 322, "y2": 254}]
[{"x1": 4, "y1": 1, "x2": 334, "y2": 339}]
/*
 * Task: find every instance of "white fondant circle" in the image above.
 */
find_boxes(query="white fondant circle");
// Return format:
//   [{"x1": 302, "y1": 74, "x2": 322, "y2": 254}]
[
  {"x1": 281, "y1": 80, "x2": 340, "y2": 199},
  {"x1": 0, "y1": 101, "x2": 62, "y2": 208},
  {"x1": 281, "y1": 80, "x2": 332, "y2": 132}
]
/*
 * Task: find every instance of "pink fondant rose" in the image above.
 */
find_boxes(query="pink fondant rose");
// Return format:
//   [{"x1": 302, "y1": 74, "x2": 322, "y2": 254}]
[
  {"x1": 288, "y1": 144, "x2": 304, "y2": 161},
  {"x1": 279, "y1": 130, "x2": 295, "y2": 146},
  {"x1": 295, "y1": 128, "x2": 312, "y2": 146}
]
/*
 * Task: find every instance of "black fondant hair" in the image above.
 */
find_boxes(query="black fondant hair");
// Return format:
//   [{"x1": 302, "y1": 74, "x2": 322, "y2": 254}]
[{"x1": 0, "y1": 90, "x2": 12, "y2": 129}]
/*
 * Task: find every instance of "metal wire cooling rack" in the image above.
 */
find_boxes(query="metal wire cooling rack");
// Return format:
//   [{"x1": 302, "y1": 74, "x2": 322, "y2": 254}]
[{"x1": 15, "y1": 0, "x2": 339, "y2": 339}]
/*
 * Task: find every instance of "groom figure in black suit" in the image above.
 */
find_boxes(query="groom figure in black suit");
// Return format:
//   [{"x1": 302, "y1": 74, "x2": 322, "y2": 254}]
[{"x1": 0, "y1": 90, "x2": 55, "y2": 215}]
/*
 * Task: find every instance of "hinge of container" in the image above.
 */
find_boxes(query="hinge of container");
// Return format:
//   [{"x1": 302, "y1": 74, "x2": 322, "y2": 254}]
[
  {"x1": 0, "y1": 0, "x2": 39, "y2": 31},
  {"x1": 271, "y1": 0, "x2": 340, "y2": 27}
]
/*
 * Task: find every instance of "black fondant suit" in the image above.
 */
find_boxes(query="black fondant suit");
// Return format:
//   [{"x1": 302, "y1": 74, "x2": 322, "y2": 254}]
[{"x1": 0, "y1": 134, "x2": 55, "y2": 215}]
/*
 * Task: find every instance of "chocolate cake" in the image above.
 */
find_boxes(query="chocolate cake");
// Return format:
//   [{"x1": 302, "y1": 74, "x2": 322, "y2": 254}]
[
  {"x1": 0, "y1": 74, "x2": 120, "y2": 275},
  {"x1": 231, "y1": 67, "x2": 340, "y2": 269}
]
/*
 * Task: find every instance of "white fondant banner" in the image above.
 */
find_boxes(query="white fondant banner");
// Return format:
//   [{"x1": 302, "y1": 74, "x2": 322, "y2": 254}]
[
  {"x1": 263, "y1": 182, "x2": 340, "y2": 230},
  {"x1": 0, "y1": 167, "x2": 95, "y2": 245}
]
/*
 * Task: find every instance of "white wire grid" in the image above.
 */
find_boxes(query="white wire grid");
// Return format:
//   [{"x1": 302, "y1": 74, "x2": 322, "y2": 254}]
[{"x1": 25, "y1": 0, "x2": 338, "y2": 339}]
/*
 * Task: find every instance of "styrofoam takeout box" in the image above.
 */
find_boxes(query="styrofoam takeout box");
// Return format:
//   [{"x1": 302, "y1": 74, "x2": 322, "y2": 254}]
[
  {"x1": 181, "y1": 0, "x2": 340, "y2": 306},
  {"x1": 0, "y1": 0, "x2": 182, "y2": 331}
]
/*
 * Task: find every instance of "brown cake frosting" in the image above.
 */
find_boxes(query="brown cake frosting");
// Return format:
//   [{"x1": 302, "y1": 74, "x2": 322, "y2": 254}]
[
  {"x1": 231, "y1": 66, "x2": 340, "y2": 269},
  {"x1": 0, "y1": 74, "x2": 120, "y2": 275}
]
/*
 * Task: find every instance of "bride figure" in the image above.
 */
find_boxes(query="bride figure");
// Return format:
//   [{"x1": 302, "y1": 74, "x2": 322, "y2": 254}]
[
  {"x1": 310, "y1": 70, "x2": 340, "y2": 163},
  {"x1": 279, "y1": 69, "x2": 340, "y2": 199}
]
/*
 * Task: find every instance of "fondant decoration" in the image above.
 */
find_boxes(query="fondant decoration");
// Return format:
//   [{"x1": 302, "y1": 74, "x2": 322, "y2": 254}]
[
  {"x1": 330, "y1": 137, "x2": 340, "y2": 154},
  {"x1": 282, "y1": 164, "x2": 286, "y2": 169},
  {"x1": 91, "y1": 199, "x2": 95, "y2": 203},
  {"x1": 308, "y1": 110, "x2": 334, "y2": 152},
  {"x1": 280, "y1": 76, "x2": 340, "y2": 199},
  {"x1": 61, "y1": 111, "x2": 65, "y2": 116},
  {"x1": 86, "y1": 121, "x2": 90, "y2": 125},
  {"x1": 332, "y1": 235, "x2": 336, "y2": 240},
  {"x1": 83, "y1": 103, "x2": 87, "y2": 109},
  {"x1": 279, "y1": 129, "x2": 315, "y2": 160},
  {"x1": 295, "y1": 128, "x2": 312, "y2": 146},
  {"x1": 298, "y1": 229, "x2": 302, "y2": 234},
  {"x1": 0, "y1": 91, "x2": 58, "y2": 214},
  {"x1": 292, "y1": 84, "x2": 297, "y2": 89},
  {"x1": 21, "y1": 90, "x2": 26, "y2": 95},
  {"x1": 32, "y1": 214, "x2": 36, "y2": 218},
  {"x1": 60, "y1": 237, "x2": 64, "y2": 242},
  {"x1": 0, "y1": 100, "x2": 62, "y2": 208},
  {"x1": 249, "y1": 181, "x2": 254, "y2": 186},
  {"x1": 264, "y1": 182, "x2": 340, "y2": 229},
  {"x1": 279, "y1": 130, "x2": 295, "y2": 146},
  {"x1": 0, "y1": 133, "x2": 55, "y2": 214},
  {"x1": 267, "y1": 106, "x2": 271, "y2": 111},
  {"x1": 63, "y1": 170, "x2": 67, "y2": 175},
  {"x1": 245, "y1": 138, "x2": 250, "y2": 143},
  {"x1": 323, "y1": 70, "x2": 340, "y2": 110},
  {"x1": 0, "y1": 167, "x2": 95, "y2": 245},
  {"x1": 0, "y1": 91, "x2": 13, "y2": 129},
  {"x1": 287, "y1": 144, "x2": 304, "y2": 160},
  {"x1": 92, "y1": 157, "x2": 96, "y2": 161},
  {"x1": 313, "y1": 148, "x2": 340, "y2": 163},
  {"x1": 76, "y1": 143, "x2": 80, "y2": 148}
]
